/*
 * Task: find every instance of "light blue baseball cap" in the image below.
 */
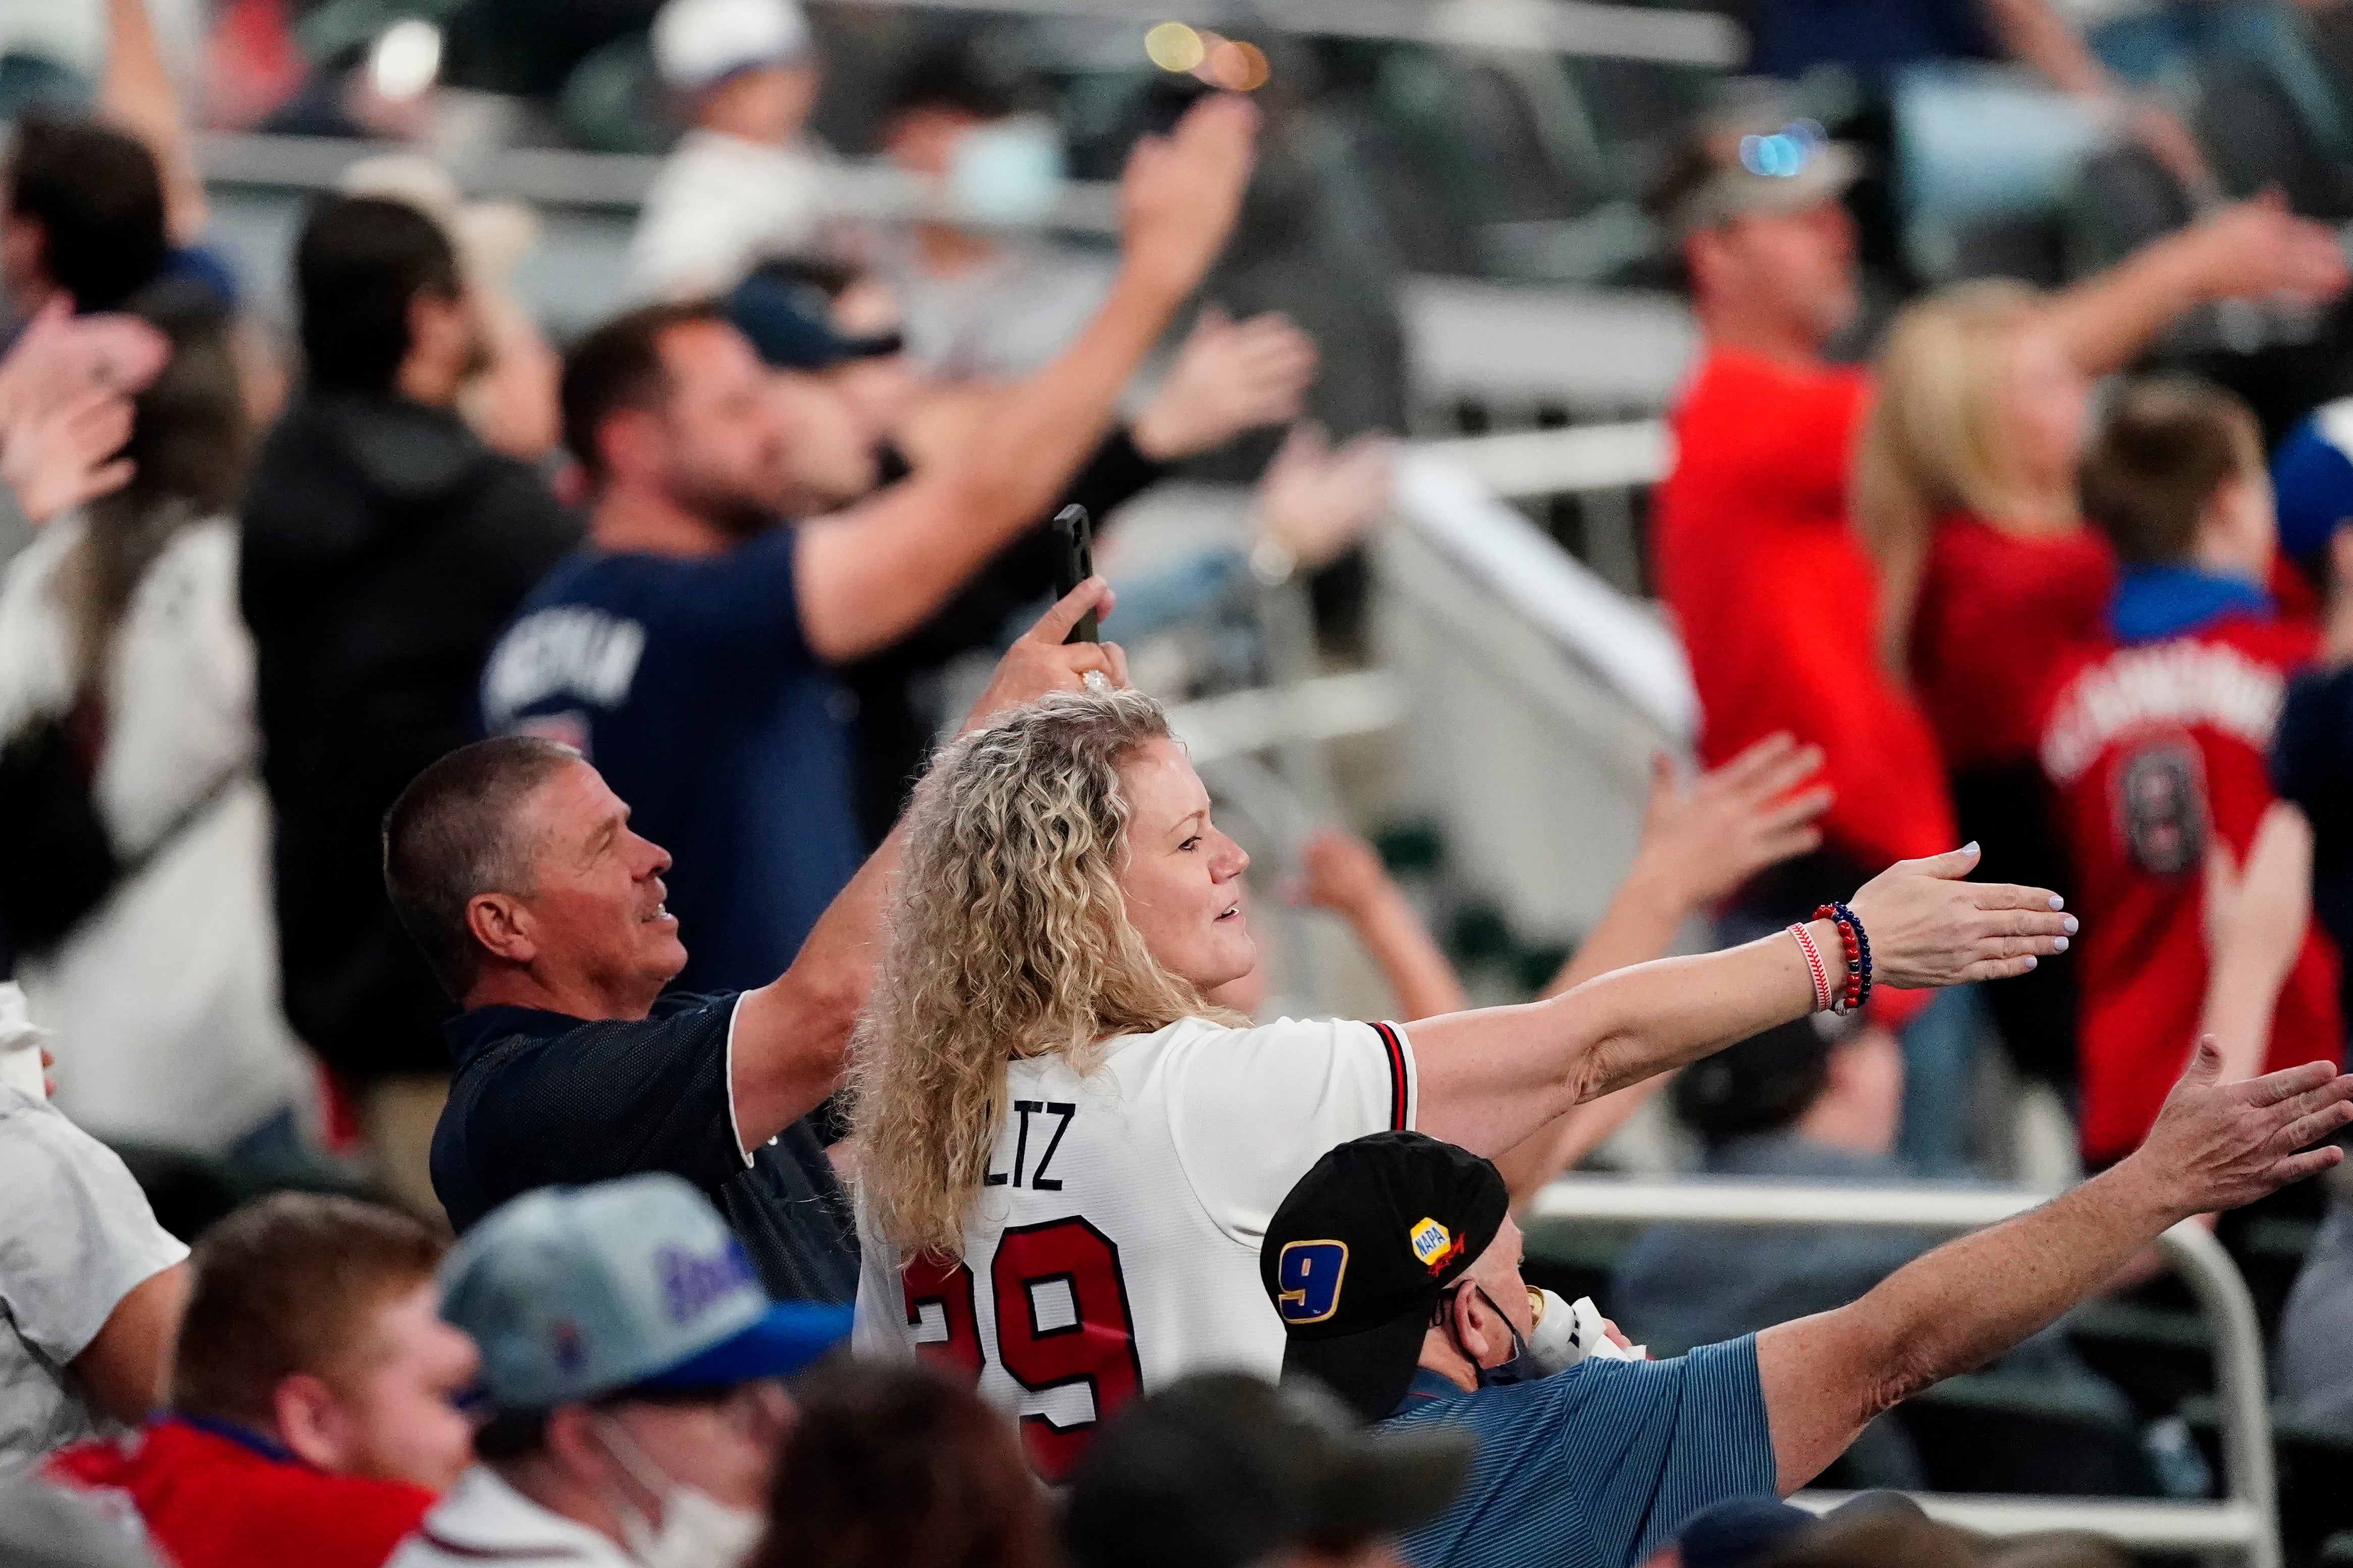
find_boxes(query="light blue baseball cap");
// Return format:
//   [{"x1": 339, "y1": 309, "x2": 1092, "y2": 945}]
[{"x1": 439, "y1": 1173, "x2": 852, "y2": 1411}]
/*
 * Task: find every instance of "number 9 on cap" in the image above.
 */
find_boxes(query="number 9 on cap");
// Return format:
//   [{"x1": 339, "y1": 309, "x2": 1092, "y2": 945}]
[{"x1": 1276, "y1": 1240, "x2": 1348, "y2": 1325}]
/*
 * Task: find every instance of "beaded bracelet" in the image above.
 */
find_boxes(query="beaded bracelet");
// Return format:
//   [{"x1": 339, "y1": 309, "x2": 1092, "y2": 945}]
[
  {"x1": 1787, "y1": 922, "x2": 1835, "y2": 1014},
  {"x1": 1812, "y1": 902, "x2": 1874, "y2": 1012}
]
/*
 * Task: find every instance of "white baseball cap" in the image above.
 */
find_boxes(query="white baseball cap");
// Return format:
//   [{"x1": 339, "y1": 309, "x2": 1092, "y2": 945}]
[{"x1": 652, "y1": 0, "x2": 811, "y2": 92}]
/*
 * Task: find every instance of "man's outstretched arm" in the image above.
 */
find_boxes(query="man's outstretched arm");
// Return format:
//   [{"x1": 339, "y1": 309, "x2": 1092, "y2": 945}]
[
  {"x1": 727, "y1": 581, "x2": 1128, "y2": 1149},
  {"x1": 794, "y1": 97, "x2": 1260, "y2": 664},
  {"x1": 2042, "y1": 193, "x2": 2347, "y2": 376},
  {"x1": 1757, "y1": 1043, "x2": 2353, "y2": 1491}
]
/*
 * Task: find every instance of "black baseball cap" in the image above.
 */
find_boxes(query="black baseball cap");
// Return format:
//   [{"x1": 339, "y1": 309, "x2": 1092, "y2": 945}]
[
  {"x1": 724, "y1": 270, "x2": 903, "y2": 373},
  {"x1": 1673, "y1": 1011, "x2": 1858, "y2": 1145},
  {"x1": 1260, "y1": 1131, "x2": 1511, "y2": 1422},
  {"x1": 1062, "y1": 1372, "x2": 1473, "y2": 1568}
]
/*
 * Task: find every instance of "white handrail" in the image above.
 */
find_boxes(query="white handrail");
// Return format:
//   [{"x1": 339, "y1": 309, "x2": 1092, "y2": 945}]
[
  {"x1": 1530, "y1": 1177, "x2": 2280, "y2": 1568},
  {"x1": 1421, "y1": 418, "x2": 1671, "y2": 499},
  {"x1": 824, "y1": 0, "x2": 1745, "y2": 65},
  {"x1": 1391, "y1": 448, "x2": 1695, "y2": 738}
]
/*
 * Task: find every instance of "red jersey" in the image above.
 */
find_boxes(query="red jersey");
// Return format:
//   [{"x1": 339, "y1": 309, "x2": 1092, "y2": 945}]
[
  {"x1": 2037, "y1": 613, "x2": 2341, "y2": 1164},
  {"x1": 1913, "y1": 516, "x2": 2115, "y2": 773},
  {"x1": 47, "y1": 1417, "x2": 434, "y2": 1568},
  {"x1": 1654, "y1": 348, "x2": 1955, "y2": 873}
]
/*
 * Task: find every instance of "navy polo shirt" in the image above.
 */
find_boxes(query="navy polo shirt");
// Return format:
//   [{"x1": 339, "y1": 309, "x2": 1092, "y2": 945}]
[
  {"x1": 1384, "y1": 1336, "x2": 1776, "y2": 1568},
  {"x1": 431, "y1": 992, "x2": 859, "y2": 1304},
  {"x1": 479, "y1": 526, "x2": 864, "y2": 994},
  {"x1": 1747, "y1": 0, "x2": 1993, "y2": 81}
]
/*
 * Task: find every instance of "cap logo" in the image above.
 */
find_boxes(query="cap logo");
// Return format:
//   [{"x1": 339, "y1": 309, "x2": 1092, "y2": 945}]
[
  {"x1": 658, "y1": 1241, "x2": 755, "y2": 1326},
  {"x1": 1409, "y1": 1217, "x2": 1464, "y2": 1275},
  {"x1": 1275, "y1": 1240, "x2": 1348, "y2": 1325}
]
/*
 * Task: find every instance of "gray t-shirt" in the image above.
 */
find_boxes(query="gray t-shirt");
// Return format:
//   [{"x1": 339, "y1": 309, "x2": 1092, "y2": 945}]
[
  {"x1": 0, "y1": 1088, "x2": 187, "y2": 1477},
  {"x1": 2279, "y1": 1196, "x2": 2353, "y2": 1426}
]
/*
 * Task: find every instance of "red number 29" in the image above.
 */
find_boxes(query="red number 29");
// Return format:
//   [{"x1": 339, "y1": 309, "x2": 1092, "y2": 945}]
[{"x1": 900, "y1": 1217, "x2": 1142, "y2": 1479}]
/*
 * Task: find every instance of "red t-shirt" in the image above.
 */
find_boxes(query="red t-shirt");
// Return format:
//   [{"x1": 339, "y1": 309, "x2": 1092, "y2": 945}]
[
  {"x1": 1654, "y1": 348, "x2": 1956, "y2": 873},
  {"x1": 2037, "y1": 614, "x2": 2342, "y2": 1164},
  {"x1": 1912, "y1": 516, "x2": 2115, "y2": 773},
  {"x1": 47, "y1": 1418, "x2": 434, "y2": 1568}
]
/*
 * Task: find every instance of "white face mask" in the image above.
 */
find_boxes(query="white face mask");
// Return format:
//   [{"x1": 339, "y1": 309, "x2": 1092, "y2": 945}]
[
  {"x1": 947, "y1": 115, "x2": 1065, "y2": 225},
  {"x1": 594, "y1": 1416, "x2": 765, "y2": 1568}
]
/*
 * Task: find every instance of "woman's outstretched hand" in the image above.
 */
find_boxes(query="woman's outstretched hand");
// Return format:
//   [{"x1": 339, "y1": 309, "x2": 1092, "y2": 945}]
[{"x1": 1845, "y1": 843, "x2": 2077, "y2": 989}]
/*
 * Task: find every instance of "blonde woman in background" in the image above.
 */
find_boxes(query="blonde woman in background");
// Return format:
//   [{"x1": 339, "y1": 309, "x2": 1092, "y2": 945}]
[
  {"x1": 845, "y1": 687, "x2": 2074, "y2": 1476},
  {"x1": 1854, "y1": 281, "x2": 2115, "y2": 1089}
]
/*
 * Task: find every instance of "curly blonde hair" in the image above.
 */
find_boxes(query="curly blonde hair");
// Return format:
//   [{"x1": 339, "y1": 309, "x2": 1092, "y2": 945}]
[{"x1": 848, "y1": 689, "x2": 1241, "y2": 1257}]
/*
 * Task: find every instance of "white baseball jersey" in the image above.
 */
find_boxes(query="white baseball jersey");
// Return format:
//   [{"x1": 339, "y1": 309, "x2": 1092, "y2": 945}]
[{"x1": 852, "y1": 1013, "x2": 1416, "y2": 1477}]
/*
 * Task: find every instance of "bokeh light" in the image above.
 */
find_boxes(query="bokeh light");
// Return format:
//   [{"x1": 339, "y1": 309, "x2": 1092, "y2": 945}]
[
  {"x1": 1202, "y1": 37, "x2": 1269, "y2": 92},
  {"x1": 1144, "y1": 22, "x2": 1205, "y2": 74},
  {"x1": 369, "y1": 18, "x2": 442, "y2": 101}
]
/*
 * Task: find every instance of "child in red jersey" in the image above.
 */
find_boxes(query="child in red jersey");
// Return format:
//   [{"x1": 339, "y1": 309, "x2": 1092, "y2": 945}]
[
  {"x1": 47, "y1": 1194, "x2": 478, "y2": 1568},
  {"x1": 2037, "y1": 378, "x2": 2341, "y2": 1166}
]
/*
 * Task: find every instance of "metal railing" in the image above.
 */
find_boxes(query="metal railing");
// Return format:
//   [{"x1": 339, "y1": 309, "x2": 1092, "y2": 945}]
[
  {"x1": 1529, "y1": 1178, "x2": 2280, "y2": 1568},
  {"x1": 822, "y1": 0, "x2": 1744, "y2": 66}
]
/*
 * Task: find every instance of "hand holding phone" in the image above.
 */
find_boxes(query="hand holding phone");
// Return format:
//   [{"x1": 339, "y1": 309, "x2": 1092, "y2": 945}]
[{"x1": 1051, "y1": 505, "x2": 1100, "y2": 645}]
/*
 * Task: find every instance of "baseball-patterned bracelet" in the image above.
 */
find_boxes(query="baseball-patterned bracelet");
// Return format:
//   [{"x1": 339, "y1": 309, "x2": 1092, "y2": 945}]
[{"x1": 1787, "y1": 921, "x2": 1835, "y2": 1014}]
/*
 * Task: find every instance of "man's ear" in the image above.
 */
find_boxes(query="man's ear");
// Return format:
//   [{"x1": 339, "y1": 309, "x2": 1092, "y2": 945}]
[
  {"x1": 1450, "y1": 1286, "x2": 1502, "y2": 1368},
  {"x1": 1682, "y1": 228, "x2": 1725, "y2": 300},
  {"x1": 466, "y1": 890, "x2": 536, "y2": 967},
  {"x1": 405, "y1": 289, "x2": 459, "y2": 355},
  {"x1": 0, "y1": 214, "x2": 44, "y2": 282},
  {"x1": 273, "y1": 1372, "x2": 355, "y2": 1473},
  {"x1": 544, "y1": 1402, "x2": 640, "y2": 1506},
  {"x1": 598, "y1": 407, "x2": 666, "y2": 489},
  {"x1": 2328, "y1": 519, "x2": 2353, "y2": 588}
]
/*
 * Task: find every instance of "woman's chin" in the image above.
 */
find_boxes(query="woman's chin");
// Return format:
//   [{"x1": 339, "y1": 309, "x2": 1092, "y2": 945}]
[{"x1": 1194, "y1": 928, "x2": 1259, "y2": 993}]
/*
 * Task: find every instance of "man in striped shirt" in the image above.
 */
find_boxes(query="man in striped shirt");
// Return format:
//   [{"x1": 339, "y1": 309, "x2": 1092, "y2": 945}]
[{"x1": 1265, "y1": 1042, "x2": 2353, "y2": 1568}]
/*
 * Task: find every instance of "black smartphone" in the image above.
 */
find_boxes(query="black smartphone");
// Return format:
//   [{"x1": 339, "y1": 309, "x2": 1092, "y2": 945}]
[{"x1": 1051, "y1": 504, "x2": 1099, "y2": 644}]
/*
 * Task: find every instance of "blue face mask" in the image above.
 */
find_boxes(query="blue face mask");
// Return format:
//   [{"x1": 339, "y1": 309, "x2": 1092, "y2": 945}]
[{"x1": 1447, "y1": 1284, "x2": 1538, "y2": 1387}]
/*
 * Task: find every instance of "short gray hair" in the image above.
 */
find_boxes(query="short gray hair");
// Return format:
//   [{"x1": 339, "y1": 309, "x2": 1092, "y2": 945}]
[{"x1": 382, "y1": 735, "x2": 581, "y2": 998}]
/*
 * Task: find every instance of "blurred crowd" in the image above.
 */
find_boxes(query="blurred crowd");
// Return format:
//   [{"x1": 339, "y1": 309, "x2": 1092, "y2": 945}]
[{"x1": 11, "y1": 1, "x2": 2353, "y2": 1567}]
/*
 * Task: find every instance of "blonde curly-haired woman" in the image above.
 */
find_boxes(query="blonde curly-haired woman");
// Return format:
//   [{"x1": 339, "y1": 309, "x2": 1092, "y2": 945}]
[{"x1": 846, "y1": 689, "x2": 2073, "y2": 1475}]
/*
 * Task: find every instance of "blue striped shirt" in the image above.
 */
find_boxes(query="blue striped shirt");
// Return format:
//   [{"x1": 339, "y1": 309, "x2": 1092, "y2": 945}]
[{"x1": 1383, "y1": 1335, "x2": 1775, "y2": 1568}]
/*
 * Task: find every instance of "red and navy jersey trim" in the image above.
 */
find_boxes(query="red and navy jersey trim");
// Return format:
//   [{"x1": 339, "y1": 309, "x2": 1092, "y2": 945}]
[{"x1": 1371, "y1": 1020, "x2": 1410, "y2": 1130}]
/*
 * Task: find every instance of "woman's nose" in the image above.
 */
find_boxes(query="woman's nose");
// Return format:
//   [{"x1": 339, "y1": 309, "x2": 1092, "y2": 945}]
[{"x1": 1213, "y1": 836, "x2": 1249, "y2": 880}]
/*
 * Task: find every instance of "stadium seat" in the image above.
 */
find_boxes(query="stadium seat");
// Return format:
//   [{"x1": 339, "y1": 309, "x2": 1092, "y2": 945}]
[
  {"x1": 1895, "y1": 1373, "x2": 2160, "y2": 1497},
  {"x1": 2180, "y1": 1398, "x2": 2353, "y2": 1563},
  {"x1": 2062, "y1": 1302, "x2": 2214, "y2": 1422}
]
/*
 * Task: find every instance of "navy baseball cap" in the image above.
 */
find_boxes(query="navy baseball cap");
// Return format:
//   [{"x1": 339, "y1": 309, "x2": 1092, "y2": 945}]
[
  {"x1": 725, "y1": 270, "x2": 904, "y2": 373},
  {"x1": 2271, "y1": 398, "x2": 2353, "y2": 564},
  {"x1": 1675, "y1": 1496, "x2": 1816, "y2": 1568},
  {"x1": 1261, "y1": 1132, "x2": 1511, "y2": 1422},
  {"x1": 439, "y1": 1173, "x2": 852, "y2": 1410}
]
